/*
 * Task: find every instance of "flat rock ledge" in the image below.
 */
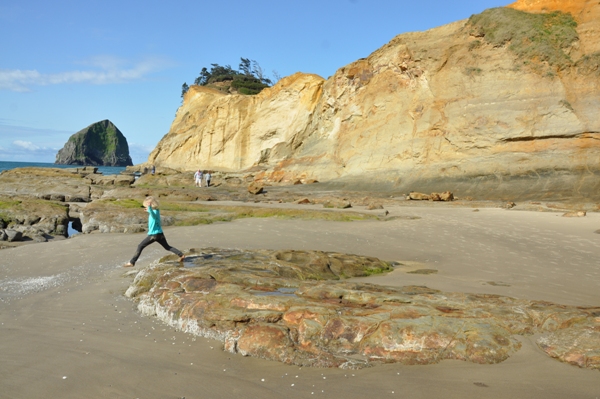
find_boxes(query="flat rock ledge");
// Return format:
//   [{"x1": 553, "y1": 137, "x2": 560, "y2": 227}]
[{"x1": 126, "y1": 248, "x2": 600, "y2": 370}]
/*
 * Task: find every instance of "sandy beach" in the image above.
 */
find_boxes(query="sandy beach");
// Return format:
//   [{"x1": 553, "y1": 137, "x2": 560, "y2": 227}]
[{"x1": 1, "y1": 203, "x2": 599, "y2": 398}]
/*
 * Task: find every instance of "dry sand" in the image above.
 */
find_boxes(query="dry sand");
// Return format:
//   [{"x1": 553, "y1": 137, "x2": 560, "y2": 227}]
[{"x1": 1, "y1": 203, "x2": 599, "y2": 398}]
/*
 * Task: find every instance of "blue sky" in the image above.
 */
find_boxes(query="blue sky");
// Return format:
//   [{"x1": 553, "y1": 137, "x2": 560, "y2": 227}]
[{"x1": 0, "y1": 0, "x2": 508, "y2": 164}]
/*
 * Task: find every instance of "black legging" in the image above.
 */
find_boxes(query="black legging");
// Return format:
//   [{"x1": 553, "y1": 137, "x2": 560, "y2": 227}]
[{"x1": 129, "y1": 233, "x2": 183, "y2": 265}]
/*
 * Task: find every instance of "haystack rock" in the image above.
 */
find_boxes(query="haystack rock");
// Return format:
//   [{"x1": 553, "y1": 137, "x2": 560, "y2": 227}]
[
  {"x1": 148, "y1": 0, "x2": 600, "y2": 201},
  {"x1": 56, "y1": 120, "x2": 133, "y2": 167}
]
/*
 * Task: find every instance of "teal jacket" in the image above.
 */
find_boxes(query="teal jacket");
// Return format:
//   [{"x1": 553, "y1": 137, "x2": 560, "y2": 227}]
[{"x1": 147, "y1": 207, "x2": 163, "y2": 235}]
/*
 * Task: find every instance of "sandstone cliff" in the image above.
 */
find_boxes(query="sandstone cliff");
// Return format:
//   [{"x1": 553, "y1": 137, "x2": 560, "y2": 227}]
[
  {"x1": 148, "y1": 0, "x2": 600, "y2": 201},
  {"x1": 56, "y1": 120, "x2": 133, "y2": 167}
]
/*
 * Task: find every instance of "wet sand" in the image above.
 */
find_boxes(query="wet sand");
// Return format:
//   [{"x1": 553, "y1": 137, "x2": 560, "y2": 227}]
[{"x1": 1, "y1": 204, "x2": 599, "y2": 398}]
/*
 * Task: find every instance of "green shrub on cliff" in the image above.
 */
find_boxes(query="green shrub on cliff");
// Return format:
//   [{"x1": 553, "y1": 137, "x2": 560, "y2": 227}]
[
  {"x1": 467, "y1": 8, "x2": 578, "y2": 70},
  {"x1": 576, "y1": 51, "x2": 600, "y2": 75},
  {"x1": 231, "y1": 77, "x2": 271, "y2": 95},
  {"x1": 184, "y1": 57, "x2": 274, "y2": 96}
]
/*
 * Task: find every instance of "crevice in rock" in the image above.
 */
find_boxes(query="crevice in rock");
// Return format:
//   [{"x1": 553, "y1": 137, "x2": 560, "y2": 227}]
[{"x1": 501, "y1": 132, "x2": 599, "y2": 143}]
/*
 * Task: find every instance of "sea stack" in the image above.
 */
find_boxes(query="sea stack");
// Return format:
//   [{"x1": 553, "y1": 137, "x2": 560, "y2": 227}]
[{"x1": 55, "y1": 120, "x2": 133, "y2": 166}]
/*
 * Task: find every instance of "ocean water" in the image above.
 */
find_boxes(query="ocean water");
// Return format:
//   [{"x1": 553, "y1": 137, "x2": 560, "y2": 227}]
[{"x1": 0, "y1": 161, "x2": 127, "y2": 175}]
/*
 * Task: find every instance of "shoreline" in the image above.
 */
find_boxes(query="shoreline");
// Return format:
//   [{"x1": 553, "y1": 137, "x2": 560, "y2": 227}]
[{"x1": 1, "y1": 205, "x2": 599, "y2": 398}]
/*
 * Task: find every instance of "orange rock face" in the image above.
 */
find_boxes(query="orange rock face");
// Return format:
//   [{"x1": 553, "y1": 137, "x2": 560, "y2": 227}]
[
  {"x1": 508, "y1": 0, "x2": 600, "y2": 54},
  {"x1": 508, "y1": 0, "x2": 588, "y2": 20}
]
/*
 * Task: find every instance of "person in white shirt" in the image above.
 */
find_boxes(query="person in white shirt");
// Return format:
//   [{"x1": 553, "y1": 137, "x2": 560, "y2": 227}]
[{"x1": 194, "y1": 169, "x2": 203, "y2": 187}]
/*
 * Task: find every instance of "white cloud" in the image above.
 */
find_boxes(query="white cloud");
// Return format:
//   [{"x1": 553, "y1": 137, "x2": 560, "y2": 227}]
[
  {"x1": 80, "y1": 54, "x2": 129, "y2": 70},
  {"x1": 13, "y1": 140, "x2": 40, "y2": 150},
  {"x1": 0, "y1": 125, "x2": 66, "y2": 162},
  {"x1": 128, "y1": 143, "x2": 154, "y2": 165},
  {"x1": 0, "y1": 56, "x2": 172, "y2": 92},
  {"x1": 0, "y1": 143, "x2": 58, "y2": 162}
]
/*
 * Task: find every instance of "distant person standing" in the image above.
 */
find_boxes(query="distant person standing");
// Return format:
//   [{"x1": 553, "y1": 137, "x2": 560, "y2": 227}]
[
  {"x1": 151, "y1": 165, "x2": 155, "y2": 175},
  {"x1": 204, "y1": 171, "x2": 211, "y2": 187},
  {"x1": 194, "y1": 169, "x2": 203, "y2": 187},
  {"x1": 124, "y1": 196, "x2": 185, "y2": 267}
]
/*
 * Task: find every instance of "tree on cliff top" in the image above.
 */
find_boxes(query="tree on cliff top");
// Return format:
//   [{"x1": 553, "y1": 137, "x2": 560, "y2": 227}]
[
  {"x1": 184, "y1": 57, "x2": 275, "y2": 96},
  {"x1": 181, "y1": 82, "x2": 189, "y2": 99}
]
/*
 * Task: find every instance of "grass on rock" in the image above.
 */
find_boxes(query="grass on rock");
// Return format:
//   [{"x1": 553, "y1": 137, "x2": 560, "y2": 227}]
[
  {"x1": 166, "y1": 203, "x2": 379, "y2": 226},
  {"x1": 90, "y1": 199, "x2": 378, "y2": 228},
  {"x1": 467, "y1": 7, "x2": 578, "y2": 71}
]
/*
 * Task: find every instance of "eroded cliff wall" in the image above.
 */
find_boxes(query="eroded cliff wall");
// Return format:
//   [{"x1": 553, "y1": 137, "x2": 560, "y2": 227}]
[
  {"x1": 149, "y1": 0, "x2": 600, "y2": 200},
  {"x1": 149, "y1": 73, "x2": 324, "y2": 172}
]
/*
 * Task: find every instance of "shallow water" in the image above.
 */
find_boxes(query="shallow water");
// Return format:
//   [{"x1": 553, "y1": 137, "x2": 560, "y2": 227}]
[
  {"x1": 250, "y1": 287, "x2": 298, "y2": 297},
  {"x1": 0, "y1": 274, "x2": 67, "y2": 303},
  {"x1": 0, "y1": 160, "x2": 126, "y2": 175}
]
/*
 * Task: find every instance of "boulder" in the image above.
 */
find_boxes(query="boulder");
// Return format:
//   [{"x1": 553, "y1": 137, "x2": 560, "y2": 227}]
[
  {"x1": 90, "y1": 174, "x2": 136, "y2": 186},
  {"x1": 322, "y1": 199, "x2": 352, "y2": 209},
  {"x1": 248, "y1": 182, "x2": 264, "y2": 195},
  {"x1": 433, "y1": 191, "x2": 454, "y2": 201},
  {"x1": 562, "y1": 211, "x2": 586, "y2": 217},
  {"x1": 5, "y1": 230, "x2": 23, "y2": 242},
  {"x1": 408, "y1": 192, "x2": 430, "y2": 201},
  {"x1": 77, "y1": 166, "x2": 98, "y2": 174},
  {"x1": 430, "y1": 193, "x2": 442, "y2": 201},
  {"x1": 31, "y1": 233, "x2": 48, "y2": 243}
]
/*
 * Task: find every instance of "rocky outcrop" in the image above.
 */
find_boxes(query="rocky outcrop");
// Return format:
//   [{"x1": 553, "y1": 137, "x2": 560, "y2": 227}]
[
  {"x1": 0, "y1": 167, "x2": 139, "y2": 241},
  {"x1": 126, "y1": 248, "x2": 600, "y2": 369},
  {"x1": 0, "y1": 196, "x2": 69, "y2": 239},
  {"x1": 0, "y1": 167, "x2": 136, "y2": 202},
  {"x1": 149, "y1": 73, "x2": 323, "y2": 172},
  {"x1": 0, "y1": 168, "x2": 95, "y2": 202},
  {"x1": 0, "y1": 166, "x2": 400, "y2": 239},
  {"x1": 56, "y1": 120, "x2": 133, "y2": 166},
  {"x1": 148, "y1": 0, "x2": 600, "y2": 201}
]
